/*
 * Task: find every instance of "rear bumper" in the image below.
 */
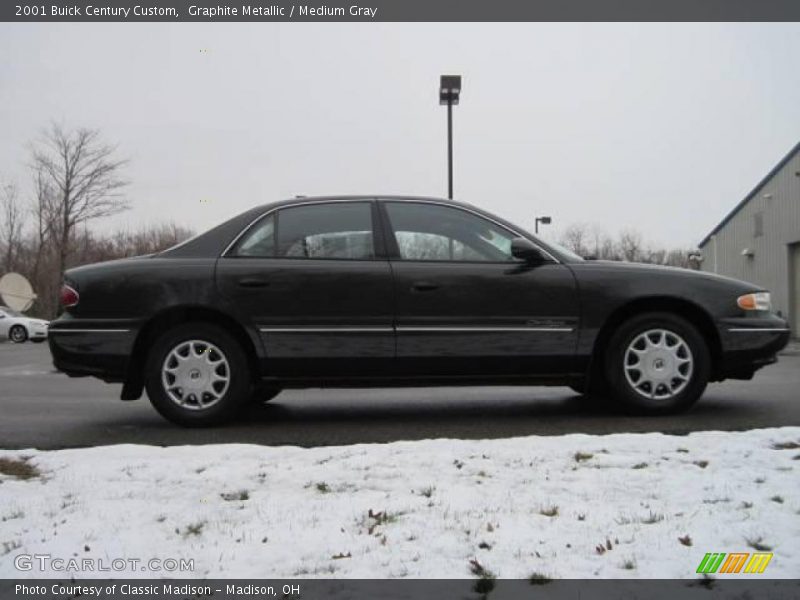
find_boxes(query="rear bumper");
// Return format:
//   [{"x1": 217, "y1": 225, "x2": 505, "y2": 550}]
[
  {"x1": 48, "y1": 320, "x2": 138, "y2": 382},
  {"x1": 715, "y1": 315, "x2": 791, "y2": 380}
]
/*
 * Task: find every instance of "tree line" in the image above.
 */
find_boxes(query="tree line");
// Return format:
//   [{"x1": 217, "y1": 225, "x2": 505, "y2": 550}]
[
  {"x1": 1, "y1": 123, "x2": 192, "y2": 318},
  {"x1": 556, "y1": 223, "x2": 700, "y2": 269}
]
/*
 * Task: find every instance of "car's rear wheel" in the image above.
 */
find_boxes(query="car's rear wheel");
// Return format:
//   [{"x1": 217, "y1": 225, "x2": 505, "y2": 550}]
[
  {"x1": 144, "y1": 323, "x2": 250, "y2": 426},
  {"x1": 9, "y1": 325, "x2": 27, "y2": 343},
  {"x1": 605, "y1": 312, "x2": 709, "y2": 414}
]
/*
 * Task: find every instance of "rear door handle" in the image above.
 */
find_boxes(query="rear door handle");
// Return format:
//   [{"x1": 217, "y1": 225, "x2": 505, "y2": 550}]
[
  {"x1": 411, "y1": 281, "x2": 439, "y2": 292},
  {"x1": 237, "y1": 277, "x2": 270, "y2": 288}
]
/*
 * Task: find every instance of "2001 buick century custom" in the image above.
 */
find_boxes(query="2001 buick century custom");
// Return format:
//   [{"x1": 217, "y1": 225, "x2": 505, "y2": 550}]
[{"x1": 48, "y1": 196, "x2": 790, "y2": 426}]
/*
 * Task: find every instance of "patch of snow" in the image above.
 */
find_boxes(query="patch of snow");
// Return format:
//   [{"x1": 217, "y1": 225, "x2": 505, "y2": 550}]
[{"x1": 1, "y1": 428, "x2": 798, "y2": 579}]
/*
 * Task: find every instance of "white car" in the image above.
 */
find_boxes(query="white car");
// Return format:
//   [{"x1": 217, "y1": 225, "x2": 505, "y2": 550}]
[{"x1": 0, "y1": 306, "x2": 49, "y2": 343}]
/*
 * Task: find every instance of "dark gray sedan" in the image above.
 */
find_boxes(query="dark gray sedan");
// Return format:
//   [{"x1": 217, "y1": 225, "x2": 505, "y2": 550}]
[{"x1": 49, "y1": 196, "x2": 790, "y2": 426}]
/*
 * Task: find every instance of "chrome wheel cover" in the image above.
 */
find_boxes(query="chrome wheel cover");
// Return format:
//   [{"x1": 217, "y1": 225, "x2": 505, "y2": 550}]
[
  {"x1": 623, "y1": 328, "x2": 693, "y2": 401},
  {"x1": 161, "y1": 339, "x2": 230, "y2": 410}
]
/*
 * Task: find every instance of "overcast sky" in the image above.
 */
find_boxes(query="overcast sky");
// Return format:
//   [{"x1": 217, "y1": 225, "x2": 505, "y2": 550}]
[{"x1": 1, "y1": 23, "x2": 799, "y2": 248}]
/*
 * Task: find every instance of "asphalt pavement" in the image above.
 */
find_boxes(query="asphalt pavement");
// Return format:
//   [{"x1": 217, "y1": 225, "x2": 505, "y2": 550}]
[{"x1": 1, "y1": 341, "x2": 799, "y2": 449}]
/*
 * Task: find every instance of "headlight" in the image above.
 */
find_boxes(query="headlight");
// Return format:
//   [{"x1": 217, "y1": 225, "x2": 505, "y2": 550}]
[{"x1": 737, "y1": 292, "x2": 771, "y2": 311}]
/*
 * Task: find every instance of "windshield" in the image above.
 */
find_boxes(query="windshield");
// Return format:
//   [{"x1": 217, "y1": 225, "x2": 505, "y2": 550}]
[{"x1": 1, "y1": 307, "x2": 23, "y2": 317}]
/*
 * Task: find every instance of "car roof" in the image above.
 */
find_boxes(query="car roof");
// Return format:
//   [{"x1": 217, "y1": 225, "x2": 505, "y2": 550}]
[{"x1": 251, "y1": 194, "x2": 474, "y2": 212}]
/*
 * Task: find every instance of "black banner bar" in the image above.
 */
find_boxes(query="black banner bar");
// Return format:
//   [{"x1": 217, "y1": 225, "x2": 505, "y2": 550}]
[
  {"x1": 2, "y1": 0, "x2": 800, "y2": 22},
  {"x1": 3, "y1": 579, "x2": 800, "y2": 600}
]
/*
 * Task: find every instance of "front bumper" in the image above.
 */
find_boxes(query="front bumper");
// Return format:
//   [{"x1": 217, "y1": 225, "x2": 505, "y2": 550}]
[{"x1": 715, "y1": 314, "x2": 791, "y2": 380}]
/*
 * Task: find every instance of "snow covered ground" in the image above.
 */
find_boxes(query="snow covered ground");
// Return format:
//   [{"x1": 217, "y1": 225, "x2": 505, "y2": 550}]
[{"x1": 1, "y1": 428, "x2": 799, "y2": 579}]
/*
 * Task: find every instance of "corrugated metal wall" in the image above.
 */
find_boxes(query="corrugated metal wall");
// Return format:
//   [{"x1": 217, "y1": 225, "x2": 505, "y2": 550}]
[{"x1": 700, "y1": 149, "x2": 800, "y2": 332}]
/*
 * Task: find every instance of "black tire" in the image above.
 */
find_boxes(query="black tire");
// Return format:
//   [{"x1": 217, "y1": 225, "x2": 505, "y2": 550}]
[
  {"x1": 9, "y1": 325, "x2": 28, "y2": 343},
  {"x1": 250, "y1": 383, "x2": 282, "y2": 404},
  {"x1": 144, "y1": 322, "x2": 251, "y2": 427},
  {"x1": 604, "y1": 312, "x2": 709, "y2": 415}
]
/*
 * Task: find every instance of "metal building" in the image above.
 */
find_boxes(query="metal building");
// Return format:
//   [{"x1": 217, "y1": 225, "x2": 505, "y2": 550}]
[{"x1": 698, "y1": 141, "x2": 800, "y2": 337}]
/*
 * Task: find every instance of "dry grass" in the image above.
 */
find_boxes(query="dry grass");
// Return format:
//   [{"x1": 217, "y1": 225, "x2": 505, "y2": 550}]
[
  {"x1": 220, "y1": 490, "x2": 249, "y2": 501},
  {"x1": 0, "y1": 458, "x2": 40, "y2": 480},
  {"x1": 179, "y1": 521, "x2": 205, "y2": 537},
  {"x1": 2, "y1": 540, "x2": 22, "y2": 556},
  {"x1": 419, "y1": 486, "x2": 435, "y2": 498},
  {"x1": 640, "y1": 511, "x2": 665, "y2": 524},
  {"x1": 771, "y1": 441, "x2": 800, "y2": 450},
  {"x1": 539, "y1": 505, "x2": 559, "y2": 518},
  {"x1": 529, "y1": 572, "x2": 553, "y2": 585},
  {"x1": 365, "y1": 509, "x2": 398, "y2": 535},
  {"x1": 745, "y1": 536, "x2": 772, "y2": 552},
  {"x1": 469, "y1": 558, "x2": 496, "y2": 595}
]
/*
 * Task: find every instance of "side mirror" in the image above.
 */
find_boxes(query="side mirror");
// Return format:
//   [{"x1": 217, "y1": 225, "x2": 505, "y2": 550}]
[{"x1": 511, "y1": 237, "x2": 546, "y2": 263}]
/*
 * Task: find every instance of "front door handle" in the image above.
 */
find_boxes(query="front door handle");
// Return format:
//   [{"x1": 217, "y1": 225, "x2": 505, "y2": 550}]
[
  {"x1": 411, "y1": 281, "x2": 439, "y2": 292},
  {"x1": 237, "y1": 277, "x2": 270, "y2": 288}
]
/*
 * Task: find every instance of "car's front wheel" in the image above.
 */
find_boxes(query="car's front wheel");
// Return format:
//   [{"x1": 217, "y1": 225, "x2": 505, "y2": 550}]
[
  {"x1": 605, "y1": 312, "x2": 710, "y2": 415},
  {"x1": 9, "y1": 325, "x2": 28, "y2": 343},
  {"x1": 144, "y1": 323, "x2": 251, "y2": 427}
]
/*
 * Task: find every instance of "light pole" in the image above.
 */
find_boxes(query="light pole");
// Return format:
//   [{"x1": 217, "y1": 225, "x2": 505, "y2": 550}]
[
  {"x1": 535, "y1": 216, "x2": 552, "y2": 235},
  {"x1": 439, "y1": 75, "x2": 461, "y2": 199}
]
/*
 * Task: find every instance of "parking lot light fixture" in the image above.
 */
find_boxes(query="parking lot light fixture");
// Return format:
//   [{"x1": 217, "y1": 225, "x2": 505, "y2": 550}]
[
  {"x1": 535, "y1": 216, "x2": 552, "y2": 234},
  {"x1": 439, "y1": 75, "x2": 462, "y2": 199}
]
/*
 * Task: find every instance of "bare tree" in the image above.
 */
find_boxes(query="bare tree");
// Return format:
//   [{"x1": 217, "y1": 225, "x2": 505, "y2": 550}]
[
  {"x1": 30, "y1": 166, "x2": 57, "y2": 280},
  {"x1": 665, "y1": 248, "x2": 696, "y2": 269},
  {"x1": 585, "y1": 225, "x2": 623, "y2": 260},
  {"x1": 1, "y1": 182, "x2": 25, "y2": 273},
  {"x1": 597, "y1": 235, "x2": 618, "y2": 260},
  {"x1": 618, "y1": 229, "x2": 643, "y2": 262},
  {"x1": 559, "y1": 223, "x2": 590, "y2": 257},
  {"x1": 30, "y1": 123, "x2": 129, "y2": 278},
  {"x1": 646, "y1": 248, "x2": 667, "y2": 265}
]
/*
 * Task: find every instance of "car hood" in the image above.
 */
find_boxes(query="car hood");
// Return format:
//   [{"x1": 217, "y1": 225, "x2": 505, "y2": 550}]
[
  {"x1": 572, "y1": 260, "x2": 763, "y2": 290},
  {"x1": 19, "y1": 317, "x2": 49, "y2": 326}
]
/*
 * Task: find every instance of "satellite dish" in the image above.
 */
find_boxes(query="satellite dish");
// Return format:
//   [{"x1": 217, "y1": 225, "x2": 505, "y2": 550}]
[{"x1": 0, "y1": 272, "x2": 37, "y2": 312}]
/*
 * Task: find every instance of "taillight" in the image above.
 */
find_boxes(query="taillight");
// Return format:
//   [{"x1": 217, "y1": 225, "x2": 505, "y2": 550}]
[{"x1": 60, "y1": 284, "x2": 79, "y2": 308}]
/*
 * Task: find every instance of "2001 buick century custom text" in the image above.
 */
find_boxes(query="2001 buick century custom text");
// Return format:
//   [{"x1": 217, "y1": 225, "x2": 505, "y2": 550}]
[{"x1": 48, "y1": 196, "x2": 790, "y2": 426}]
